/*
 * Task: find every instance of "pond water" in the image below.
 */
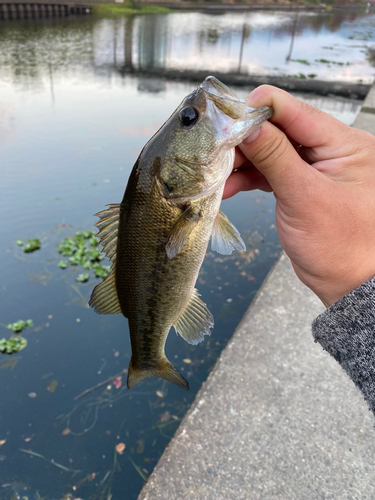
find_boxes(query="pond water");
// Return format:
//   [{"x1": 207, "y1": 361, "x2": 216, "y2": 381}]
[{"x1": 0, "y1": 8, "x2": 371, "y2": 500}]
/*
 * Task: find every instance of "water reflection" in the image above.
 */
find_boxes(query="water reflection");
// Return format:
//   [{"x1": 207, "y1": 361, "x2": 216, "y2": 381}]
[{"x1": 0, "y1": 9, "x2": 375, "y2": 89}]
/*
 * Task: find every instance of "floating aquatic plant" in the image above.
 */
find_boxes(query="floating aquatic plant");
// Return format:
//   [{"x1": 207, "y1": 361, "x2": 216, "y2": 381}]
[
  {"x1": 18, "y1": 238, "x2": 41, "y2": 253},
  {"x1": 7, "y1": 319, "x2": 33, "y2": 333},
  {"x1": 1, "y1": 320, "x2": 33, "y2": 355},
  {"x1": 76, "y1": 273, "x2": 90, "y2": 283},
  {"x1": 58, "y1": 230, "x2": 109, "y2": 281},
  {"x1": 290, "y1": 59, "x2": 310, "y2": 65},
  {"x1": 0, "y1": 336, "x2": 27, "y2": 354}
]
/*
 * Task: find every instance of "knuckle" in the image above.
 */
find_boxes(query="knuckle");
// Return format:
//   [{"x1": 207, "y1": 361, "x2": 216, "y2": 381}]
[
  {"x1": 299, "y1": 99, "x2": 323, "y2": 118},
  {"x1": 253, "y1": 132, "x2": 290, "y2": 169},
  {"x1": 348, "y1": 128, "x2": 375, "y2": 157}
]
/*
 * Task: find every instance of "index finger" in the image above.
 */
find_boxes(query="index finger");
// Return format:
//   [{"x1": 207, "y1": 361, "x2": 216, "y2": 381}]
[{"x1": 246, "y1": 85, "x2": 349, "y2": 150}]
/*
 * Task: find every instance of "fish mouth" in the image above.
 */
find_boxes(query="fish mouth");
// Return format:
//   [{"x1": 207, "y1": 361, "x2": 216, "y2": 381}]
[
  {"x1": 200, "y1": 76, "x2": 240, "y2": 101},
  {"x1": 200, "y1": 76, "x2": 273, "y2": 144},
  {"x1": 200, "y1": 76, "x2": 247, "y2": 120},
  {"x1": 200, "y1": 76, "x2": 273, "y2": 124}
]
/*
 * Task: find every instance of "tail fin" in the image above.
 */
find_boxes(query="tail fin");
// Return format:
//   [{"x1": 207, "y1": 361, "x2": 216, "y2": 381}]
[{"x1": 127, "y1": 357, "x2": 189, "y2": 391}]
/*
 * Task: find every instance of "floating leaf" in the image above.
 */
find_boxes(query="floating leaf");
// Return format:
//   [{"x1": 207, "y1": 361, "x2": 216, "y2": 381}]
[
  {"x1": 47, "y1": 380, "x2": 58, "y2": 393},
  {"x1": 0, "y1": 357, "x2": 20, "y2": 370},
  {"x1": 0, "y1": 337, "x2": 27, "y2": 354},
  {"x1": 62, "y1": 428, "x2": 71, "y2": 436},
  {"x1": 159, "y1": 411, "x2": 171, "y2": 423},
  {"x1": 7, "y1": 319, "x2": 33, "y2": 334},
  {"x1": 116, "y1": 442, "x2": 126, "y2": 455},
  {"x1": 58, "y1": 260, "x2": 68, "y2": 269},
  {"x1": 113, "y1": 377, "x2": 122, "y2": 389},
  {"x1": 76, "y1": 273, "x2": 89, "y2": 283},
  {"x1": 23, "y1": 239, "x2": 41, "y2": 253},
  {"x1": 16, "y1": 240, "x2": 24, "y2": 246},
  {"x1": 137, "y1": 439, "x2": 144, "y2": 454}
]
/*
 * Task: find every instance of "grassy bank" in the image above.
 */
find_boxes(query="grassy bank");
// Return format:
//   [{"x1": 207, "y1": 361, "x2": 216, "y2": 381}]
[{"x1": 93, "y1": 2, "x2": 173, "y2": 16}]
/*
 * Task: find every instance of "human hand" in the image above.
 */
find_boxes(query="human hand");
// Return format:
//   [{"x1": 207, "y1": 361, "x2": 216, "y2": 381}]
[{"x1": 224, "y1": 85, "x2": 375, "y2": 307}]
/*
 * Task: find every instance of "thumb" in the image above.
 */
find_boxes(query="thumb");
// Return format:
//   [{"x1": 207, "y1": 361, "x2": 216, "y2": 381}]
[{"x1": 239, "y1": 121, "x2": 319, "y2": 200}]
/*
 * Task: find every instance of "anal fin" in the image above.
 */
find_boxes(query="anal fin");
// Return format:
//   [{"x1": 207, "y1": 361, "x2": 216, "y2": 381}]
[
  {"x1": 89, "y1": 269, "x2": 122, "y2": 315},
  {"x1": 211, "y1": 210, "x2": 246, "y2": 255},
  {"x1": 173, "y1": 289, "x2": 214, "y2": 345}
]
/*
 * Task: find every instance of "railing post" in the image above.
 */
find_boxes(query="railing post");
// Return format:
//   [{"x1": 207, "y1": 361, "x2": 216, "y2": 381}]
[
  {"x1": 17, "y1": 4, "x2": 24, "y2": 18},
  {"x1": 33, "y1": 4, "x2": 40, "y2": 18},
  {"x1": 9, "y1": 3, "x2": 17, "y2": 19},
  {"x1": 0, "y1": 4, "x2": 8, "y2": 20}
]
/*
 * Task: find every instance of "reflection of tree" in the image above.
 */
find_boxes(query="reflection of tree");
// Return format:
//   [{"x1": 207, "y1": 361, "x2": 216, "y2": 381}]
[
  {"x1": 124, "y1": 16, "x2": 134, "y2": 71},
  {"x1": 238, "y1": 23, "x2": 250, "y2": 73},
  {"x1": 286, "y1": 13, "x2": 299, "y2": 63},
  {"x1": 207, "y1": 28, "x2": 220, "y2": 45},
  {"x1": 366, "y1": 46, "x2": 375, "y2": 66},
  {"x1": 0, "y1": 18, "x2": 95, "y2": 90},
  {"x1": 137, "y1": 15, "x2": 168, "y2": 69},
  {"x1": 0, "y1": 8, "x2": 369, "y2": 89}
]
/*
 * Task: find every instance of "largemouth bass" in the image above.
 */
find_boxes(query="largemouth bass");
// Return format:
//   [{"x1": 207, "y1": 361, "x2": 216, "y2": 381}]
[{"x1": 89, "y1": 76, "x2": 273, "y2": 391}]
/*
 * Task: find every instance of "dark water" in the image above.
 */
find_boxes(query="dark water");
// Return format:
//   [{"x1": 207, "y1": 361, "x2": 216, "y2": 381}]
[{"x1": 0, "y1": 9, "x2": 370, "y2": 500}]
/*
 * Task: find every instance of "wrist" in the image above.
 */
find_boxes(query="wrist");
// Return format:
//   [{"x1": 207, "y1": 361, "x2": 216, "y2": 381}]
[{"x1": 313, "y1": 273, "x2": 375, "y2": 308}]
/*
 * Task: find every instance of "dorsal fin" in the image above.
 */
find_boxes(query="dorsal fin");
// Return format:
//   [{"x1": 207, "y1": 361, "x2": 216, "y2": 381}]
[
  {"x1": 173, "y1": 289, "x2": 214, "y2": 345},
  {"x1": 94, "y1": 204, "x2": 121, "y2": 264},
  {"x1": 89, "y1": 204, "x2": 122, "y2": 315}
]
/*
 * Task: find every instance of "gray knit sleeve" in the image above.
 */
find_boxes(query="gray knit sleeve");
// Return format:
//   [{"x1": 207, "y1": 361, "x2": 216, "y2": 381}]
[{"x1": 312, "y1": 278, "x2": 375, "y2": 416}]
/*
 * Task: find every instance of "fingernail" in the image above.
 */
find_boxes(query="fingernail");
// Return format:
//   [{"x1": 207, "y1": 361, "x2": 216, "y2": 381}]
[
  {"x1": 246, "y1": 88, "x2": 260, "y2": 106},
  {"x1": 242, "y1": 128, "x2": 261, "y2": 145}
]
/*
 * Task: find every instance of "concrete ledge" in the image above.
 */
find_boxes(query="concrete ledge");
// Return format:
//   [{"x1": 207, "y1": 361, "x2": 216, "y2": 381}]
[
  {"x1": 117, "y1": 67, "x2": 371, "y2": 99},
  {"x1": 353, "y1": 84, "x2": 375, "y2": 133},
  {"x1": 139, "y1": 253, "x2": 375, "y2": 500}
]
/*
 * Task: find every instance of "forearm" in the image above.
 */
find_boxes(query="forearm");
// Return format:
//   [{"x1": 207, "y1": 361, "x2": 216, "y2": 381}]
[{"x1": 312, "y1": 278, "x2": 375, "y2": 416}]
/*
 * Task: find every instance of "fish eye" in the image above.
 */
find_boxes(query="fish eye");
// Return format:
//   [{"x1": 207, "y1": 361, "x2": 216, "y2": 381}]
[{"x1": 179, "y1": 106, "x2": 199, "y2": 127}]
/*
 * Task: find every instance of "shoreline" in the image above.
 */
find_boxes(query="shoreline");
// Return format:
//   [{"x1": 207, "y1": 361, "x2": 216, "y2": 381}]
[{"x1": 138, "y1": 0, "x2": 371, "y2": 12}]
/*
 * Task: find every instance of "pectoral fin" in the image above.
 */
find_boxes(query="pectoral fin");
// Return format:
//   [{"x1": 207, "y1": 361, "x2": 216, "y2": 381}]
[
  {"x1": 166, "y1": 205, "x2": 201, "y2": 259},
  {"x1": 211, "y1": 210, "x2": 246, "y2": 255},
  {"x1": 173, "y1": 289, "x2": 214, "y2": 345}
]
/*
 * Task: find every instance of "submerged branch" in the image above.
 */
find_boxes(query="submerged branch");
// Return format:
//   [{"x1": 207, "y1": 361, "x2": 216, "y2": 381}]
[{"x1": 74, "y1": 369, "x2": 128, "y2": 401}]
